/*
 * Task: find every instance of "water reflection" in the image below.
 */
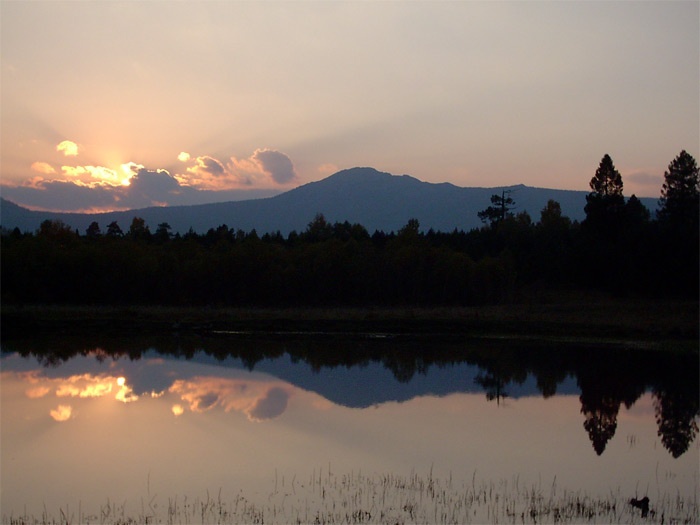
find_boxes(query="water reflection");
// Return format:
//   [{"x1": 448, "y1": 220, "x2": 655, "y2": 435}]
[
  {"x1": 12, "y1": 369, "x2": 139, "y2": 422},
  {"x1": 1, "y1": 334, "x2": 698, "y2": 520},
  {"x1": 2, "y1": 363, "x2": 298, "y2": 424},
  {"x1": 2, "y1": 333, "x2": 697, "y2": 459},
  {"x1": 170, "y1": 377, "x2": 291, "y2": 421}
]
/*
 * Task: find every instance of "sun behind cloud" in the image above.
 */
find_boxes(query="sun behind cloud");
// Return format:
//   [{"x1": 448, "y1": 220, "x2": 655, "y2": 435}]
[{"x1": 5, "y1": 140, "x2": 298, "y2": 212}]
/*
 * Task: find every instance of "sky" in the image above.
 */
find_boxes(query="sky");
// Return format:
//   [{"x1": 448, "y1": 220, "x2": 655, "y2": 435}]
[{"x1": 1, "y1": 1, "x2": 698, "y2": 213}]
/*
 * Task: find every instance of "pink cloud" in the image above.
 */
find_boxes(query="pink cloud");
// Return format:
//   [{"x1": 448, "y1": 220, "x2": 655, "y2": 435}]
[
  {"x1": 31, "y1": 161, "x2": 56, "y2": 175},
  {"x1": 176, "y1": 149, "x2": 297, "y2": 190}
]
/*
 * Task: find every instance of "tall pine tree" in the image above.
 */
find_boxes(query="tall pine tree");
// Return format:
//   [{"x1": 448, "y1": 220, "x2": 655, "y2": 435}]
[
  {"x1": 657, "y1": 150, "x2": 699, "y2": 233},
  {"x1": 656, "y1": 150, "x2": 699, "y2": 296},
  {"x1": 583, "y1": 154, "x2": 625, "y2": 235}
]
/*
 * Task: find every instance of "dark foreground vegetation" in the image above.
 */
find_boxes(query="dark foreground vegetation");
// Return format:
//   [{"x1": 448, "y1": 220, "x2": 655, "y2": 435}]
[
  {"x1": 2, "y1": 151, "x2": 698, "y2": 309},
  {"x1": 1, "y1": 151, "x2": 700, "y2": 307}
]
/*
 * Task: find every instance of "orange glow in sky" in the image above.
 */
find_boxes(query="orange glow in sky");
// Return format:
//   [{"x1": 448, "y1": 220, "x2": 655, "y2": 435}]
[{"x1": 1, "y1": 1, "x2": 697, "y2": 212}]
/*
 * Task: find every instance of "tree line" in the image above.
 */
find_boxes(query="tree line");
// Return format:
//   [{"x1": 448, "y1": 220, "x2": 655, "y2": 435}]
[{"x1": 2, "y1": 150, "x2": 697, "y2": 306}]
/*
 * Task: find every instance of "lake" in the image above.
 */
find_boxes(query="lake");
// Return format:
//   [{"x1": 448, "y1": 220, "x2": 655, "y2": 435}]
[{"x1": 1, "y1": 332, "x2": 698, "y2": 524}]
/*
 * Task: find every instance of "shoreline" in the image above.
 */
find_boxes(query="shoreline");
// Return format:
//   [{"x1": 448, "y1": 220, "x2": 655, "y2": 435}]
[{"x1": 2, "y1": 299, "x2": 698, "y2": 348}]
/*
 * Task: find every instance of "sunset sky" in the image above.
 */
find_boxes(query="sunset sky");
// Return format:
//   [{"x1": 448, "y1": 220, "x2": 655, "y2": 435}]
[{"x1": 1, "y1": 1, "x2": 698, "y2": 212}]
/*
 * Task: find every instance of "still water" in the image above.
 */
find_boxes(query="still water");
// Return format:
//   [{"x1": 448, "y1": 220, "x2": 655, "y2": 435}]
[{"x1": 1, "y1": 333, "x2": 698, "y2": 522}]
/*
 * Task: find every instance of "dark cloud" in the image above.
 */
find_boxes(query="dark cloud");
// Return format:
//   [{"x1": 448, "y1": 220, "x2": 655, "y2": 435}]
[
  {"x1": 253, "y1": 149, "x2": 297, "y2": 184},
  {"x1": 247, "y1": 387, "x2": 289, "y2": 421},
  {"x1": 191, "y1": 156, "x2": 226, "y2": 178},
  {"x1": 195, "y1": 392, "x2": 220, "y2": 411},
  {"x1": 1, "y1": 177, "x2": 282, "y2": 211},
  {"x1": 124, "y1": 169, "x2": 182, "y2": 208},
  {"x1": 1, "y1": 150, "x2": 292, "y2": 212},
  {"x1": 1, "y1": 180, "x2": 118, "y2": 211}
]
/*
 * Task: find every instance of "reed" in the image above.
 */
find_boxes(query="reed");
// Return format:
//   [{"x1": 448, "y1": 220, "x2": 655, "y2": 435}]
[{"x1": 4, "y1": 469, "x2": 697, "y2": 525}]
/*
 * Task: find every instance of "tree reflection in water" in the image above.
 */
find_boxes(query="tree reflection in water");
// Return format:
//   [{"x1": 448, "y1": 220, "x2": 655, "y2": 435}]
[
  {"x1": 2, "y1": 332, "x2": 698, "y2": 458},
  {"x1": 576, "y1": 351, "x2": 646, "y2": 456}
]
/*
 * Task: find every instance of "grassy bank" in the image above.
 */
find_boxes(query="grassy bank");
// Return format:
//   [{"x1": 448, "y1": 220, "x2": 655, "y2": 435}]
[{"x1": 2, "y1": 296, "x2": 697, "y2": 346}]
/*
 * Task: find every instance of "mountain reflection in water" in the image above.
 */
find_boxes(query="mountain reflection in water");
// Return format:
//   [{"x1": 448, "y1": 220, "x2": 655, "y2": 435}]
[
  {"x1": 2, "y1": 332, "x2": 699, "y2": 521},
  {"x1": 2, "y1": 333, "x2": 697, "y2": 459}
]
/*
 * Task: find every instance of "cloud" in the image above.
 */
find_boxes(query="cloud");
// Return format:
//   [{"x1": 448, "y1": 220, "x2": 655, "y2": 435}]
[
  {"x1": 180, "y1": 154, "x2": 253, "y2": 189},
  {"x1": 253, "y1": 149, "x2": 297, "y2": 184},
  {"x1": 50, "y1": 404, "x2": 73, "y2": 422},
  {"x1": 2, "y1": 146, "x2": 292, "y2": 212},
  {"x1": 176, "y1": 149, "x2": 298, "y2": 190},
  {"x1": 1, "y1": 172, "x2": 281, "y2": 212},
  {"x1": 195, "y1": 392, "x2": 220, "y2": 411},
  {"x1": 246, "y1": 387, "x2": 289, "y2": 422},
  {"x1": 56, "y1": 140, "x2": 79, "y2": 157},
  {"x1": 626, "y1": 171, "x2": 663, "y2": 187},
  {"x1": 169, "y1": 378, "x2": 291, "y2": 421},
  {"x1": 193, "y1": 156, "x2": 226, "y2": 177},
  {"x1": 61, "y1": 165, "x2": 125, "y2": 187},
  {"x1": 26, "y1": 386, "x2": 51, "y2": 399},
  {"x1": 31, "y1": 161, "x2": 56, "y2": 175},
  {"x1": 2, "y1": 179, "x2": 120, "y2": 212},
  {"x1": 56, "y1": 374, "x2": 114, "y2": 398},
  {"x1": 125, "y1": 168, "x2": 182, "y2": 208}
]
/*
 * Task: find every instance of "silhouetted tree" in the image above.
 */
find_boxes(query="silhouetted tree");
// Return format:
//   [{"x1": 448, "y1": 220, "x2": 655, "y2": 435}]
[
  {"x1": 578, "y1": 155, "x2": 630, "y2": 292},
  {"x1": 657, "y1": 150, "x2": 699, "y2": 232},
  {"x1": 106, "y1": 221, "x2": 124, "y2": 238},
  {"x1": 576, "y1": 348, "x2": 647, "y2": 456},
  {"x1": 475, "y1": 371, "x2": 509, "y2": 405},
  {"x1": 86, "y1": 221, "x2": 102, "y2": 239},
  {"x1": 478, "y1": 191, "x2": 515, "y2": 226},
  {"x1": 538, "y1": 200, "x2": 570, "y2": 231},
  {"x1": 583, "y1": 154, "x2": 625, "y2": 235},
  {"x1": 397, "y1": 218, "x2": 421, "y2": 239},
  {"x1": 533, "y1": 200, "x2": 575, "y2": 283},
  {"x1": 623, "y1": 195, "x2": 650, "y2": 228},
  {"x1": 653, "y1": 388, "x2": 699, "y2": 458},
  {"x1": 37, "y1": 219, "x2": 76, "y2": 240},
  {"x1": 581, "y1": 397, "x2": 620, "y2": 456},
  {"x1": 304, "y1": 213, "x2": 332, "y2": 242},
  {"x1": 128, "y1": 217, "x2": 151, "y2": 241},
  {"x1": 655, "y1": 151, "x2": 700, "y2": 296},
  {"x1": 154, "y1": 222, "x2": 173, "y2": 243}
]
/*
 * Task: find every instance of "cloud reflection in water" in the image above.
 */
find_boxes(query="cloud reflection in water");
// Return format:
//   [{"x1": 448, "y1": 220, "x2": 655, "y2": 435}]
[
  {"x1": 169, "y1": 378, "x2": 291, "y2": 421},
  {"x1": 4, "y1": 361, "x2": 295, "y2": 424},
  {"x1": 6, "y1": 370, "x2": 140, "y2": 421}
]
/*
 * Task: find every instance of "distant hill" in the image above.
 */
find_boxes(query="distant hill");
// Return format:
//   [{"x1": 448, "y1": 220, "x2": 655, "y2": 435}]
[{"x1": 0, "y1": 167, "x2": 658, "y2": 235}]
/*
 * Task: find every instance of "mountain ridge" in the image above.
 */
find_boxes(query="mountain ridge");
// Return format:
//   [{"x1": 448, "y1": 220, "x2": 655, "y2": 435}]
[{"x1": 1, "y1": 167, "x2": 658, "y2": 234}]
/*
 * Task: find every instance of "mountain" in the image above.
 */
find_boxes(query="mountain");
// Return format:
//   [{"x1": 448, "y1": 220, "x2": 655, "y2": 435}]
[{"x1": 0, "y1": 167, "x2": 658, "y2": 234}]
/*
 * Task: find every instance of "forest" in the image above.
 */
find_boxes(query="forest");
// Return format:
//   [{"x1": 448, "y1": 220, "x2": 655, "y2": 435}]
[{"x1": 1, "y1": 151, "x2": 698, "y2": 307}]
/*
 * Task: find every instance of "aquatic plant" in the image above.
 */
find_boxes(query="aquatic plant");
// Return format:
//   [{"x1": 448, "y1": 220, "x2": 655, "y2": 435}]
[{"x1": 3, "y1": 469, "x2": 697, "y2": 524}]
